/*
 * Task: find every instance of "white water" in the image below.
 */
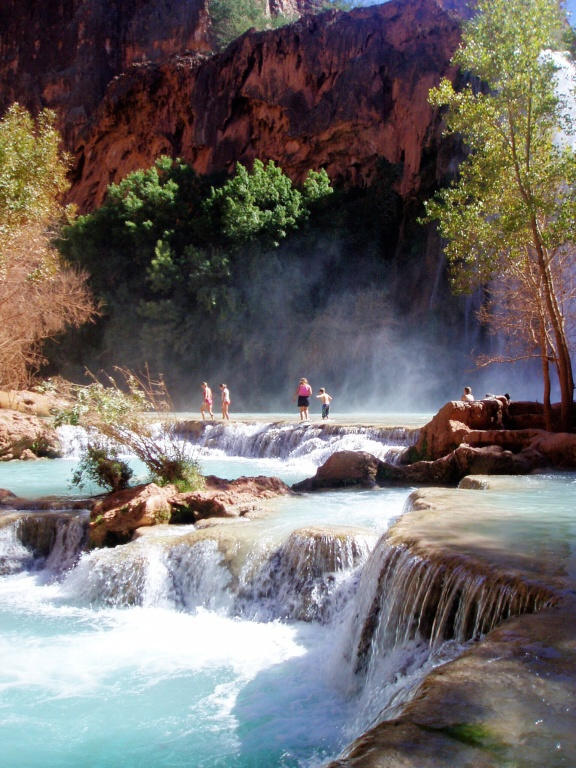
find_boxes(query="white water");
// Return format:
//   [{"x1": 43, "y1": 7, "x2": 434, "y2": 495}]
[
  {"x1": 0, "y1": 421, "x2": 426, "y2": 768},
  {"x1": 1, "y1": 419, "x2": 567, "y2": 767}
]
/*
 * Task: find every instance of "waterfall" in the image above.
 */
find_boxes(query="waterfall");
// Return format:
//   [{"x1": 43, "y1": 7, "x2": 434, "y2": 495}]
[
  {"x1": 235, "y1": 526, "x2": 377, "y2": 622},
  {"x1": 0, "y1": 511, "x2": 89, "y2": 576},
  {"x1": 60, "y1": 523, "x2": 376, "y2": 624},
  {"x1": 174, "y1": 421, "x2": 418, "y2": 463},
  {"x1": 344, "y1": 540, "x2": 557, "y2": 682}
]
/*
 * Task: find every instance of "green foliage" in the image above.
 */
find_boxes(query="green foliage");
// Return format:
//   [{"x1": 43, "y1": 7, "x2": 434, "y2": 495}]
[
  {"x1": 424, "y1": 0, "x2": 574, "y2": 291},
  {"x1": 71, "y1": 444, "x2": 134, "y2": 493},
  {"x1": 0, "y1": 103, "x2": 69, "y2": 247},
  {"x1": 55, "y1": 370, "x2": 204, "y2": 492},
  {"x1": 149, "y1": 457, "x2": 205, "y2": 493},
  {"x1": 57, "y1": 157, "x2": 333, "y2": 383},
  {"x1": 205, "y1": 160, "x2": 331, "y2": 247},
  {"x1": 208, "y1": 0, "x2": 296, "y2": 49},
  {"x1": 423, "y1": 0, "x2": 576, "y2": 423}
]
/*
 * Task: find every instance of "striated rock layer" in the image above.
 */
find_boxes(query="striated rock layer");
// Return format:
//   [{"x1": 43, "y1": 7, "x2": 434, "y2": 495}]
[
  {"x1": 70, "y1": 0, "x2": 464, "y2": 210},
  {"x1": 0, "y1": 0, "x2": 212, "y2": 146}
]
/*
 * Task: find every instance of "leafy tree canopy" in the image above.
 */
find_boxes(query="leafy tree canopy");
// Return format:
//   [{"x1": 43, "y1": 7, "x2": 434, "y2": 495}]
[
  {"x1": 205, "y1": 159, "x2": 332, "y2": 246},
  {"x1": 208, "y1": 0, "x2": 297, "y2": 49},
  {"x1": 0, "y1": 104, "x2": 69, "y2": 249},
  {"x1": 424, "y1": 0, "x2": 576, "y2": 426}
]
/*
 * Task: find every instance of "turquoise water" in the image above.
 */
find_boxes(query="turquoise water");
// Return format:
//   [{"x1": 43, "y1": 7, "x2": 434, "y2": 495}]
[
  {"x1": 3, "y1": 422, "x2": 576, "y2": 768},
  {"x1": 0, "y1": 455, "x2": 313, "y2": 499},
  {"x1": 0, "y1": 438, "x2": 411, "y2": 768}
]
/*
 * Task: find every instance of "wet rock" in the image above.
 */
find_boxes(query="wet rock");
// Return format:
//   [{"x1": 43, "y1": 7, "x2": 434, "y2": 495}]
[
  {"x1": 89, "y1": 475, "x2": 292, "y2": 545},
  {"x1": 0, "y1": 410, "x2": 61, "y2": 461},
  {"x1": 172, "y1": 475, "x2": 292, "y2": 522},
  {"x1": 293, "y1": 451, "x2": 382, "y2": 491},
  {"x1": 89, "y1": 483, "x2": 176, "y2": 547}
]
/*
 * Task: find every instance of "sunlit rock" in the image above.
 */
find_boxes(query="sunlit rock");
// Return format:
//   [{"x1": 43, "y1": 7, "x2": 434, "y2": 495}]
[
  {"x1": 293, "y1": 451, "x2": 382, "y2": 491},
  {"x1": 172, "y1": 475, "x2": 292, "y2": 522},
  {"x1": 0, "y1": 409, "x2": 61, "y2": 461},
  {"x1": 90, "y1": 483, "x2": 176, "y2": 547}
]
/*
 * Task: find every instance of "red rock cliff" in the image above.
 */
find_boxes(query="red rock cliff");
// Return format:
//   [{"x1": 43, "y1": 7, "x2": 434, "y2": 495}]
[
  {"x1": 0, "y1": 0, "x2": 211, "y2": 145},
  {"x1": 69, "y1": 0, "x2": 464, "y2": 210}
]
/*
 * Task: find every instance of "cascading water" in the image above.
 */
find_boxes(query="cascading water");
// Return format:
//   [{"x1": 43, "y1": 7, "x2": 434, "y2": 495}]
[
  {"x1": 0, "y1": 511, "x2": 89, "y2": 576},
  {"x1": 1, "y1": 422, "x2": 570, "y2": 767},
  {"x1": 174, "y1": 420, "x2": 418, "y2": 465}
]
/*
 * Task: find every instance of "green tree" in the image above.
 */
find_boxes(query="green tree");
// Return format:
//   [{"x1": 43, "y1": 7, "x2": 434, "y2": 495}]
[
  {"x1": 0, "y1": 104, "x2": 69, "y2": 249},
  {"x1": 425, "y1": 0, "x2": 576, "y2": 429},
  {"x1": 0, "y1": 104, "x2": 96, "y2": 388},
  {"x1": 57, "y1": 156, "x2": 332, "y2": 389},
  {"x1": 208, "y1": 0, "x2": 296, "y2": 50},
  {"x1": 204, "y1": 159, "x2": 332, "y2": 247}
]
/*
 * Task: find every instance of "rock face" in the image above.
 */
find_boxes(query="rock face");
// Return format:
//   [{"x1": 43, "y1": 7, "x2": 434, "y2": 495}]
[
  {"x1": 294, "y1": 445, "x2": 545, "y2": 490},
  {"x1": 0, "y1": 410, "x2": 61, "y2": 461},
  {"x1": 0, "y1": 0, "x2": 212, "y2": 146},
  {"x1": 89, "y1": 474, "x2": 292, "y2": 545},
  {"x1": 408, "y1": 398, "x2": 510, "y2": 460},
  {"x1": 69, "y1": 0, "x2": 463, "y2": 210},
  {"x1": 405, "y1": 399, "x2": 576, "y2": 469},
  {"x1": 172, "y1": 474, "x2": 292, "y2": 521},
  {"x1": 293, "y1": 451, "x2": 383, "y2": 491},
  {"x1": 89, "y1": 482, "x2": 176, "y2": 547},
  {"x1": 0, "y1": 0, "x2": 466, "y2": 211}
]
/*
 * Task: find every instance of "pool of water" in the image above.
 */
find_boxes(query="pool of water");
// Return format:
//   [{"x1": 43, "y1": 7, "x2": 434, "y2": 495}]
[{"x1": 0, "y1": 461, "x2": 413, "y2": 768}]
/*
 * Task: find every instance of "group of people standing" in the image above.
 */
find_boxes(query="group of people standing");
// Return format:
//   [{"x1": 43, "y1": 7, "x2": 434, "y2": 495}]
[
  {"x1": 199, "y1": 378, "x2": 333, "y2": 421},
  {"x1": 201, "y1": 382, "x2": 230, "y2": 421}
]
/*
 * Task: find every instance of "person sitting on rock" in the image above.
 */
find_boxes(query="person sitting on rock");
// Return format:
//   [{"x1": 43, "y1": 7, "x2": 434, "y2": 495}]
[{"x1": 461, "y1": 386, "x2": 474, "y2": 402}]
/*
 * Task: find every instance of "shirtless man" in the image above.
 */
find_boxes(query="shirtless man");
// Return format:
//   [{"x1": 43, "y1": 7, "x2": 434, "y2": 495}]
[{"x1": 201, "y1": 382, "x2": 214, "y2": 420}]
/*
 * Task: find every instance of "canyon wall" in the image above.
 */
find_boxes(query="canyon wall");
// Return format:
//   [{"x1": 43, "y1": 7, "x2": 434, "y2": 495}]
[
  {"x1": 0, "y1": 0, "x2": 467, "y2": 211},
  {"x1": 70, "y1": 0, "x2": 464, "y2": 210},
  {"x1": 0, "y1": 0, "x2": 212, "y2": 146}
]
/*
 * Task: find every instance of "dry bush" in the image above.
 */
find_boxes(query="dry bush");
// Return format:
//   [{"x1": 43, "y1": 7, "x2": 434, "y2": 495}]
[{"x1": 0, "y1": 222, "x2": 98, "y2": 388}]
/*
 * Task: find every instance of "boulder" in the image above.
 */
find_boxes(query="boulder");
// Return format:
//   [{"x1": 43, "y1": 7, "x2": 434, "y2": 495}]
[
  {"x1": 0, "y1": 389, "x2": 68, "y2": 417},
  {"x1": 412, "y1": 399, "x2": 506, "y2": 460},
  {"x1": 89, "y1": 483, "x2": 176, "y2": 547},
  {"x1": 0, "y1": 409, "x2": 61, "y2": 461},
  {"x1": 89, "y1": 475, "x2": 293, "y2": 545},
  {"x1": 171, "y1": 475, "x2": 292, "y2": 522},
  {"x1": 295, "y1": 445, "x2": 546, "y2": 492},
  {"x1": 292, "y1": 451, "x2": 382, "y2": 491}
]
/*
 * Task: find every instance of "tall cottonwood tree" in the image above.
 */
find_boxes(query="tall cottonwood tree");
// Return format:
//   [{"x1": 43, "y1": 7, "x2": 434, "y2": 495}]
[
  {"x1": 425, "y1": 0, "x2": 576, "y2": 429},
  {"x1": 0, "y1": 104, "x2": 96, "y2": 387}
]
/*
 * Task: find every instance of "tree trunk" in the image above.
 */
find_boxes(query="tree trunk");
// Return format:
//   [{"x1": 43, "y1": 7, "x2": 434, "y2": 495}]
[
  {"x1": 538, "y1": 321, "x2": 552, "y2": 431},
  {"x1": 531, "y1": 225, "x2": 574, "y2": 431}
]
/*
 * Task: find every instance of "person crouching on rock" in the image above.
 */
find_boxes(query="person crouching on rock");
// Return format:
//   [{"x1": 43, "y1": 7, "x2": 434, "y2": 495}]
[
  {"x1": 201, "y1": 381, "x2": 214, "y2": 421},
  {"x1": 316, "y1": 388, "x2": 333, "y2": 420},
  {"x1": 461, "y1": 386, "x2": 474, "y2": 402}
]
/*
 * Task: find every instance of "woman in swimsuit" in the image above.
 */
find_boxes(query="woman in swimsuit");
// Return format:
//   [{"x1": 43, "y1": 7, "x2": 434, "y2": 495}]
[{"x1": 294, "y1": 377, "x2": 312, "y2": 421}]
